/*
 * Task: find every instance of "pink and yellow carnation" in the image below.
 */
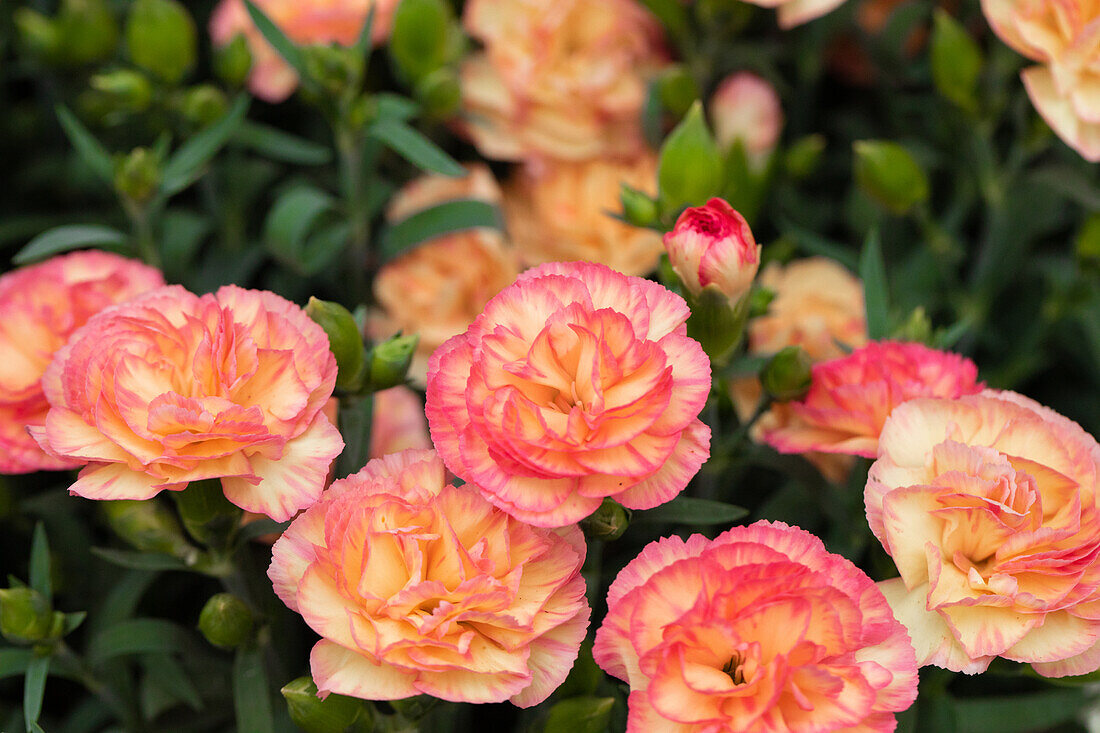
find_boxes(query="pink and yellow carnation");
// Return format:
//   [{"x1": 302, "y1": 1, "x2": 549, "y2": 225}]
[
  {"x1": 663, "y1": 197, "x2": 761, "y2": 305},
  {"x1": 593, "y1": 520, "x2": 919, "y2": 732},
  {"x1": 268, "y1": 449, "x2": 589, "y2": 705},
  {"x1": 425, "y1": 261, "x2": 711, "y2": 527},
  {"x1": 33, "y1": 285, "x2": 342, "y2": 521},
  {"x1": 764, "y1": 340, "x2": 983, "y2": 459},
  {"x1": 867, "y1": 391, "x2": 1100, "y2": 677},
  {"x1": 0, "y1": 251, "x2": 164, "y2": 474},
  {"x1": 743, "y1": 0, "x2": 850, "y2": 28}
]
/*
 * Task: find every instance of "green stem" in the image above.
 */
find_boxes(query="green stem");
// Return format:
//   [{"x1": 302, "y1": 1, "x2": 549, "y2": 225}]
[
  {"x1": 336, "y1": 126, "x2": 371, "y2": 306},
  {"x1": 126, "y1": 202, "x2": 161, "y2": 270}
]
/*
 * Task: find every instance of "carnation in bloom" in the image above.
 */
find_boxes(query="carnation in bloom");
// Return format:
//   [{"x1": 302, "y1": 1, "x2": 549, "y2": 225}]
[
  {"x1": 981, "y1": 0, "x2": 1100, "y2": 162},
  {"x1": 764, "y1": 340, "x2": 983, "y2": 459},
  {"x1": 504, "y1": 155, "x2": 665, "y2": 277},
  {"x1": 209, "y1": 0, "x2": 398, "y2": 102},
  {"x1": 0, "y1": 251, "x2": 163, "y2": 474},
  {"x1": 33, "y1": 285, "x2": 342, "y2": 521},
  {"x1": 867, "y1": 391, "x2": 1100, "y2": 676},
  {"x1": 664, "y1": 198, "x2": 761, "y2": 305},
  {"x1": 743, "y1": 0, "x2": 849, "y2": 28},
  {"x1": 269, "y1": 449, "x2": 589, "y2": 705},
  {"x1": 709, "y1": 72, "x2": 784, "y2": 161},
  {"x1": 459, "y1": 0, "x2": 667, "y2": 161},
  {"x1": 369, "y1": 387, "x2": 431, "y2": 458},
  {"x1": 426, "y1": 261, "x2": 711, "y2": 527},
  {"x1": 371, "y1": 164, "x2": 520, "y2": 384},
  {"x1": 593, "y1": 520, "x2": 919, "y2": 732}
]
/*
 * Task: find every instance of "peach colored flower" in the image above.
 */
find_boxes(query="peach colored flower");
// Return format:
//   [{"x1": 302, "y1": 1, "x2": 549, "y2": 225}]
[
  {"x1": 209, "y1": 0, "x2": 398, "y2": 103},
  {"x1": 709, "y1": 72, "x2": 784, "y2": 160},
  {"x1": 664, "y1": 198, "x2": 761, "y2": 305},
  {"x1": 458, "y1": 0, "x2": 667, "y2": 161},
  {"x1": 981, "y1": 0, "x2": 1100, "y2": 162},
  {"x1": 33, "y1": 285, "x2": 342, "y2": 521},
  {"x1": 593, "y1": 520, "x2": 919, "y2": 732},
  {"x1": 370, "y1": 387, "x2": 431, "y2": 458},
  {"x1": 426, "y1": 261, "x2": 711, "y2": 527},
  {"x1": 269, "y1": 449, "x2": 589, "y2": 704},
  {"x1": 743, "y1": 0, "x2": 850, "y2": 28},
  {"x1": 503, "y1": 155, "x2": 665, "y2": 277},
  {"x1": 764, "y1": 341, "x2": 983, "y2": 459},
  {"x1": 371, "y1": 165, "x2": 520, "y2": 385},
  {"x1": 0, "y1": 251, "x2": 164, "y2": 474},
  {"x1": 867, "y1": 391, "x2": 1100, "y2": 676}
]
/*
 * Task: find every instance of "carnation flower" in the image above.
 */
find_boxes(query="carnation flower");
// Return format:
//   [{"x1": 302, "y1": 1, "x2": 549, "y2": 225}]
[
  {"x1": 0, "y1": 251, "x2": 163, "y2": 474},
  {"x1": 709, "y1": 72, "x2": 784, "y2": 160},
  {"x1": 743, "y1": 0, "x2": 850, "y2": 29},
  {"x1": 269, "y1": 449, "x2": 589, "y2": 705},
  {"x1": 426, "y1": 261, "x2": 711, "y2": 527},
  {"x1": 593, "y1": 520, "x2": 919, "y2": 732},
  {"x1": 33, "y1": 285, "x2": 342, "y2": 521},
  {"x1": 867, "y1": 391, "x2": 1100, "y2": 676},
  {"x1": 663, "y1": 197, "x2": 761, "y2": 305}
]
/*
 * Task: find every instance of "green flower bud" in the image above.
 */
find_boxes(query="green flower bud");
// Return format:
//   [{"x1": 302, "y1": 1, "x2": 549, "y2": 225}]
[
  {"x1": 282, "y1": 676, "x2": 370, "y2": 733},
  {"x1": 214, "y1": 33, "x2": 253, "y2": 88},
  {"x1": 892, "y1": 306, "x2": 934, "y2": 345},
  {"x1": 658, "y1": 101, "x2": 723, "y2": 216},
  {"x1": 307, "y1": 297, "x2": 367, "y2": 392},
  {"x1": 853, "y1": 140, "x2": 929, "y2": 215},
  {"x1": 415, "y1": 68, "x2": 462, "y2": 120},
  {"x1": 170, "y1": 479, "x2": 243, "y2": 549},
  {"x1": 113, "y1": 147, "x2": 162, "y2": 205},
  {"x1": 784, "y1": 134, "x2": 826, "y2": 180},
  {"x1": 57, "y1": 0, "x2": 120, "y2": 66},
  {"x1": 542, "y1": 696, "x2": 616, "y2": 733},
  {"x1": 0, "y1": 588, "x2": 56, "y2": 645},
  {"x1": 302, "y1": 45, "x2": 364, "y2": 100},
  {"x1": 368, "y1": 334, "x2": 419, "y2": 391},
  {"x1": 657, "y1": 65, "x2": 701, "y2": 117},
  {"x1": 91, "y1": 69, "x2": 154, "y2": 113},
  {"x1": 748, "y1": 285, "x2": 775, "y2": 318},
  {"x1": 930, "y1": 9, "x2": 982, "y2": 111},
  {"x1": 761, "y1": 346, "x2": 813, "y2": 402},
  {"x1": 620, "y1": 184, "x2": 659, "y2": 229},
  {"x1": 179, "y1": 85, "x2": 230, "y2": 129},
  {"x1": 579, "y1": 498, "x2": 632, "y2": 541},
  {"x1": 101, "y1": 499, "x2": 194, "y2": 557},
  {"x1": 126, "y1": 0, "x2": 197, "y2": 84},
  {"x1": 390, "y1": 0, "x2": 451, "y2": 83},
  {"x1": 13, "y1": 9, "x2": 62, "y2": 64},
  {"x1": 198, "y1": 593, "x2": 254, "y2": 649}
]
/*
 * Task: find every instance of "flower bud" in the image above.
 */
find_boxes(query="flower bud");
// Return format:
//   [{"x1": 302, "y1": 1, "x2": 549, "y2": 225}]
[
  {"x1": 91, "y1": 69, "x2": 154, "y2": 113},
  {"x1": 113, "y1": 147, "x2": 162, "y2": 205},
  {"x1": 101, "y1": 500, "x2": 194, "y2": 557},
  {"x1": 748, "y1": 285, "x2": 775, "y2": 318},
  {"x1": 620, "y1": 184, "x2": 659, "y2": 229},
  {"x1": 307, "y1": 297, "x2": 367, "y2": 392},
  {"x1": 282, "y1": 676, "x2": 371, "y2": 733},
  {"x1": 892, "y1": 306, "x2": 934, "y2": 345},
  {"x1": 213, "y1": 33, "x2": 253, "y2": 88},
  {"x1": 57, "y1": 0, "x2": 120, "y2": 66},
  {"x1": 390, "y1": 0, "x2": 451, "y2": 83},
  {"x1": 198, "y1": 593, "x2": 254, "y2": 649},
  {"x1": 0, "y1": 588, "x2": 58, "y2": 645},
  {"x1": 415, "y1": 68, "x2": 462, "y2": 120},
  {"x1": 580, "y1": 498, "x2": 632, "y2": 541},
  {"x1": 125, "y1": 0, "x2": 197, "y2": 84},
  {"x1": 657, "y1": 65, "x2": 701, "y2": 117},
  {"x1": 930, "y1": 9, "x2": 982, "y2": 111},
  {"x1": 179, "y1": 85, "x2": 230, "y2": 129},
  {"x1": 13, "y1": 9, "x2": 62, "y2": 64},
  {"x1": 658, "y1": 101, "x2": 723, "y2": 215},
  {"x1": 171, "y1": 479, "x2": 243, "y2": 549},
  {"x1": 709, "y1": 72, "x2": 782, "y2": 161},
  {"x1": 369, "y1": 334, "x2": 419, "y2": 391},
  {"x1": 664, "y1": 198, "x2": 760, "y2": 305},
  {"x1": 784, "y1": 134, "x2": 826, "y2": 180},
  {"x1": 853, "y1": 140, "x2": 929, "y2": 215},
  {"x1": 761, "y1": 345, "x2": 813, "y2": 402},
  {"x1": 302, "y1": 45, "x2": 364, "y2": 100}
]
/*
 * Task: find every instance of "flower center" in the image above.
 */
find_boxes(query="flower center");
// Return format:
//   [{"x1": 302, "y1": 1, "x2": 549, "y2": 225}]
[{"x1": 722, "y1": 651, "x2": 748, "y2": 685}]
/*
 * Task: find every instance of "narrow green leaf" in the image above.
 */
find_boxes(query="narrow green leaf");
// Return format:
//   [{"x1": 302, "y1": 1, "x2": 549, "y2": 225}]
[
  {"x1": 23, "y1": 655, "x2": 49, "y2": 733},
  {"x1": 368, "y1": 118, "x2": 464, "y2": 177},
  {"x1": 243, "y1": 0, "x2": 305, "y2": 78},
  {"x1": 14, "y1": 225, "x2": 129, "y2": 265},
  {"x1": 233, "y1": 121, "x2": 332, "y2": 165},
  {"x1": 0, "y1": 649, "x2": 33, "y2": 680},
  {"x1": 235, "y1": 519, "x2": 291, "y2": 544},
  {"x1": 159, "y1": 210, "x2": 212, "y2": 277},
  {"x1": 859, "y1": 229, "x2": 890, "y2": 340},
  {"x1": 375, "y1": 93, "x2": 420, "y2": 122},
  {"x1": 633, "y1": 497, "x2": 749, "y2": 526},
  {"x1": 263, "y1": 185, "x2": 338, "y2": 273},
  {"x1": 353, "y1": 4, "x2": 376, "y2": 57},
  {"x1": 28, "y1": 523, "x2": 51, "y2": 603},
  {"x1": 336, "y1": 395, "x2": 373, "y2": 480},
  {"x1": 95, "y1": 570, "x2": 159, "y2": 630},
  {"x1": 161, "y1": 95, "x2": 250, "y2": 196},
  {"x1": 63, "y1": 611, "x2": 87, "y2": 635},
  {"x1": 143, "y1": 653, "x2": 203, "y2": 711},
  {"x1": 55, "y1": 105, "x2": 114, "y2": 184},
  {"x1": 380, "y1": 199, "x2": 500, "y2": 260},
  {"x1": 300, "y1": 221, "x2": 351, "y2": 275},
  {"x1": 87, "y1": 619, "x2": 191, "y2": 665},
  {"x1": 234, "y1": 646, "x2": 274, "y2": 733},
  {"x1": 91, "y1": 547, "x2": 188, "y2": 572}
]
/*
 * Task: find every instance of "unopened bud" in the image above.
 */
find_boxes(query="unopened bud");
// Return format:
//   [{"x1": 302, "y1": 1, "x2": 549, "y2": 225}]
[
  {"x1": 179, "y1": 85, "x2": 230, "y2": 128},
  {"x1": 282, "y1": 676, "x2": 370, "y2": 733},
  {"x1": 171, "y1": 479, "x2": 243, "y2": 549},
  {"x1": 390, "y1": 0, "x2": 451, "y2": 83},
  {"x1": 114, "y1": 147, "x2": 162, "y2": 204},
  {"x1": 91, "y1": 69, "x2": 154, "y2": 113},
  {"x1": 307, "y1": 297, "x2": 367, "y2": 392},
  {"x1": 369, "y1": 334, "x2": 418, "y2": 391},
  {"x1": 101, "y1": 499, "x2": 193, "y2": 557},
  {"x1": 415, "y1": 68, "x2": 461, "y2": 120},
  {"x1": 761, "y1": 346, "x2": 813, "y2": 402},
  {"x1": 198, "y1": 593, "x2": 254, "y2": 649},
  {"x1": 0, "y1": 588, "x2": 58, "y2": 645},
  {"x1": 658, "y1": 101, "x2": 723, "y2": 215},
  {"x1": 664, "y1": 198, "x2": 760, "y2": 305},
  {"x1": 709, "y1": 72, "x2": 782, "y2": 161},
  {"x1": 580, "y1": 498, "x2": 632, "y2": 541},
  {"x1": 302, "y1": 45, "x2": 364, "y2": 99},
  {"x1": 126, "y1": 0, "x2": 197, "y2": 84},
  {"x1": 213, "y1": 33, "x2": 253, "y2": 88},
  {"x1": 930, "y1": 9, "x2": 982, "y2": 111},
  {"x1": 13, "y1": 9, "x2": 62, "y2": 64},
  {"x1": 57, "y1": 0, "x2": 120, "y2": 66},
  {"x1": 620, "y1": 184, "x2": 659, "y2": 229},
  {"x1": 853, "y1": 140, "x2": 929, "y2": 215}
]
